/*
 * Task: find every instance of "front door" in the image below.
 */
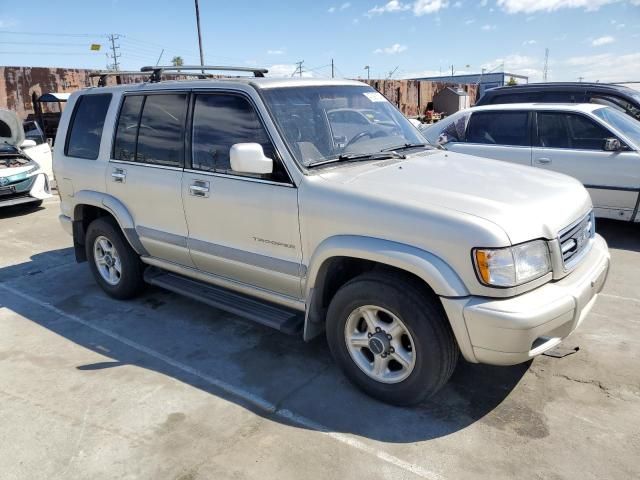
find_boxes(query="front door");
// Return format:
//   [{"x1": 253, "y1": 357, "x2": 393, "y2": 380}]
[
  {"x1": 182, "y1": 91, "x2": 302, "y2": 299},
  {"x1": 447, "y1": 110, "x2": 533, "y2": 166},
  {"x1": 532, "y1": 111, "x2": 640, "y2": 221},
  {"x1": 106, "y1": 92, "x2": 194, "y2": 266}
]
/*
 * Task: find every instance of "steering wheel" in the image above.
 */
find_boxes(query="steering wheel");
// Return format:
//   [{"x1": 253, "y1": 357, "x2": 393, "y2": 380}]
[{"x1": 345, "y1": 130, "x2": 373, "y2": 149}]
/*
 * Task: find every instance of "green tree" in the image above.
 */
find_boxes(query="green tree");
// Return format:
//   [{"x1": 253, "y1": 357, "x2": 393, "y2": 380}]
[
  {"x1": 171, "y1": 56, "x2": 184, "y2": 67},
  {"x1": 506, "y1": 76, "x2": 518, "y2": 86}
]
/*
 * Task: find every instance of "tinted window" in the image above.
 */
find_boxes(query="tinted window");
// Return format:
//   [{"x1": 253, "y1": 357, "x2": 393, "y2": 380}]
[
  {"x1": 537, "y1": 112, "x2": 611, "y2": 150},
  {"x1": 113, "y1": 95, "x2": 144, "y2": 161},
  {"x1": 66, "y1": 94, "x2": 112, "y2": 159},
  {"x1": 135, "y1": 94, "x2": 187, "y2": 167},
  {"x1": 466, "y1": 111, "x2": 529, "y2": 146},
  {"x1": 192, "y1": 94, "x2": 278, "y2": 177}
]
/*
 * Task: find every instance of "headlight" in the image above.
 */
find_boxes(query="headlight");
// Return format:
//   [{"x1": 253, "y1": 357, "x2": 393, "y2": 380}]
[
  {"x1": 26, "y1": 161, "x2": 40, "y2": 176},
  {"x1": 474, "y1": 240, "x2": 551, "y2": 287}
]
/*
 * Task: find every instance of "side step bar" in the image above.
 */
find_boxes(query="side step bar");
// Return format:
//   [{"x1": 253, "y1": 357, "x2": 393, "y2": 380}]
[{"x1": 144, "y1": 267, "x2": 304, "y2": 335}]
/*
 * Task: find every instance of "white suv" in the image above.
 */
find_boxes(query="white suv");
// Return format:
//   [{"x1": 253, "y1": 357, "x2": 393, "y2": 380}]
[
  {"x1": 54, "y1": 67, "x2": 610, "y2": 405},
  {"x1": 421, "y1": 103, "x2": 640, "y2": 222}
]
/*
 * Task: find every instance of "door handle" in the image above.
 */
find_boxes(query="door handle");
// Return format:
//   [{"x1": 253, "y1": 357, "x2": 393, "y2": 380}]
[
  {"x1": 189, "y1": 180, "x2": 210, "y2": 197},
  {"x1": 536, "y1": 157, "x2": 552, "y2": 165},
  {"x1": 111, "y1": 168, "x2": 126, "y2": 183}
]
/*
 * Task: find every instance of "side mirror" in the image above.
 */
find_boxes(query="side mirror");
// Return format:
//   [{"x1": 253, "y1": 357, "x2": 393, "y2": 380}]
[
  {"x1": 20, "y1": 139, "x2": 37, "y2": 149},
  {"x1": 603, "y1": 138, "x2": 621, "y2": 152},
  {"x1": 408, "y1": 118, "x2": 422, "y2": 128},
  {"x1": 230, "y1": 143, "x2": 273, "y2": 175},
  {"x1": 437, "y1": 133, "x2": 450, "y2": 146}
]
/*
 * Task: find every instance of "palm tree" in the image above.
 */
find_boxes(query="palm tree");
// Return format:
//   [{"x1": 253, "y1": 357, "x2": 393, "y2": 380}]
[{"x1": 171, "y1": 56, "x2": 184, "y2": 68}]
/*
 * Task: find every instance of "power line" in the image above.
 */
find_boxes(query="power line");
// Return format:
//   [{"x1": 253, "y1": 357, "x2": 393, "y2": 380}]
[{"x1": 0, "y1": 30, "x2": 103, "y2": 38}]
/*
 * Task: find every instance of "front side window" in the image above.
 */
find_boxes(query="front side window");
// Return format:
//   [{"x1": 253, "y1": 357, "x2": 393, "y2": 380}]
[
  {"x1": 65, "y1": 94, "x2": 112, "y2": 159},
  {"x1": 191, "y1": 93, "x2": 284, "y2": 180},
  {"x1": 261, "y1": 85, "x2": 427, "y2": 167},
  {"x1": 537, "y1": 112, "x2": 612, "y2": 150},
  {"x1": 593, "y1": 106, "x2": 640, "y2": 147},
  {"x1": 466, "y1": 111, "x2": 529, "y2": 146}
]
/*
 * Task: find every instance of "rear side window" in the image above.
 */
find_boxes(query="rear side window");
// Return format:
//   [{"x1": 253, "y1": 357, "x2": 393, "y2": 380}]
[
  {"x1": 112, "y1": 93, "x2": 187, "y2": 167},
  {"x1": 136, "y1": 94, "x2": 187, "y2": 167},
  {"x1": 113, "y1": 95, "x2": 144, "y2": 161},
  {"x1": 65, "y1": 94, "x2": 112, "y2": 159},
  {"x1": 466, "y1": 111, "x2": 529, "y2": 146}
]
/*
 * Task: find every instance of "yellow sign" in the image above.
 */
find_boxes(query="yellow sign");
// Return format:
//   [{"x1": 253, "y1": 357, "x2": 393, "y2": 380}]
[{"x1": 90, "y1": 44, "x2": 101, "y2": 51}]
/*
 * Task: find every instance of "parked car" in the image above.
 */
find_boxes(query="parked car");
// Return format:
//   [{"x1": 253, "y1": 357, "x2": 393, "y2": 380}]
[
  {"x1": 420, "y1": 103, "x2": 640, "y2": 222},
  {"x1": 476, "y1": 82, "x2": 640, "y2": 121},
  {"x1": 22, "y1": 119, "x2": 55, "y2": 183},
  {"x1": 0, "y1": 109, "x2": 53, "y2": 208},
  {"x1": 54, "y1": 67, "x2": 610, "y2": 405}
]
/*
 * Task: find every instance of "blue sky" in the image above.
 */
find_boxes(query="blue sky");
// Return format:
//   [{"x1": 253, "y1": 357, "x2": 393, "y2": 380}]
[{"x1": 0, "y1": 0, "x2": 638, "y2": 82}]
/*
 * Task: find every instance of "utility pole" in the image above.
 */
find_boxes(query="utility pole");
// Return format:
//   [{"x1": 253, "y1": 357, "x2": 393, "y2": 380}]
[
  {"x1": 108, "y1": 33, "x2": 121, "y2": 71},
  {"x1": 292, "y1": 60, "x2": 304, "y2": 78},
  {"x1": 194, "y1": 0, "x2": 205, "y2": 71},
  {"x1": 451, "y1": 64, "x2": 454, "y2": 76},
  {"x1": 578, "y1": 76, "x2": 584, "y2": 82},
  {"x1": 543, "y1": 48, "x2": 549, "y2": 82},
  {"x1": 364, "y1": 65, "x2": 370, "y2": 80},
  {"x1": 331, "y1": 58, "x2": 334, "y2": 79}
]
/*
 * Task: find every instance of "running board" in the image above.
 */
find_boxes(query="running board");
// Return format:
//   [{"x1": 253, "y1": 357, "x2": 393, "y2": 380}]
[{"x1": 144, "y1": 267, "x2": 304, "y2": 335}]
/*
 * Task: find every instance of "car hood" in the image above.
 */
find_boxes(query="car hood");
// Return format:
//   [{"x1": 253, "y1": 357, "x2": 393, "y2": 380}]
[
  {"x1": 0, "y1": 109, "x2": 25, "y2": 147},
  {"x1": 318, "y1": 149, "x2": 591, "y2": 244}
]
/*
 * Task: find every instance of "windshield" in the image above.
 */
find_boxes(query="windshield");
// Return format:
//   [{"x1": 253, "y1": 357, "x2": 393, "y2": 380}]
[
  {"x1": 261, "y1": 85, "x2": 429, "y2": 167},
  {"x1": 593, "y1": 106, "x2": 640, "y2": 147}
]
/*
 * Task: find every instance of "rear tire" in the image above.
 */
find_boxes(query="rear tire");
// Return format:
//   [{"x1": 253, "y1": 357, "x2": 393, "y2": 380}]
[
  {"x1": 326, "y1": 271, "x2": 458, "y2": 405},
  {"x1": 85, "y1": 217, "x2": 144, "y2": 300}
]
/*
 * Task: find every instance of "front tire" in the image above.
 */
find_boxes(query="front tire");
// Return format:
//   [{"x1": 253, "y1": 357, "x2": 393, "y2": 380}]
[
  {"x1": 85, "y1": 217, "x2": 144, "y2": 299},
  {"x1": 326, "y1": 271, "x2": 458, "y2": 405}
]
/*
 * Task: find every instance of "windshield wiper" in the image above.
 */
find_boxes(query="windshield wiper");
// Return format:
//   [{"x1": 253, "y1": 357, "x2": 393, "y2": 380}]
[
  {"x1": 381, "y1": 143, "x2": 431, "y2": 152},
  {"x1": 308, "y1": 151, "x2": 406, "y2": 168}
]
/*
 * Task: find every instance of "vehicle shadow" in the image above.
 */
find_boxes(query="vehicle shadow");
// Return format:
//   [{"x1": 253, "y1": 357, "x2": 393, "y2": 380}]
[
  {"x1": 596, "y1": 218, "x2": 640, "y2": 253},
  {"x1": 1, "y1": 248, "x2": 528, "y2": 444},
  {"x1": 0, "y1": 202, "x2": 44, "y2": 219}
]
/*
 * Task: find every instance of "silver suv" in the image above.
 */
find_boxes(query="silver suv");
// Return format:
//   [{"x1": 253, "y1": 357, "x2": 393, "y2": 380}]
[{"x1": 54, "y1": 66, "x2": 610, "y2": 405}]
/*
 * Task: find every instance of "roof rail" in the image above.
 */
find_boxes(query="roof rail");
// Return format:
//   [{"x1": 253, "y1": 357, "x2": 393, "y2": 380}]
[
  {"x1": 140, "y1": 65, "x2": 268, "y2": 82},
  {"x1": 89, "y1": 71, "x2": 152, "y2": 87}
]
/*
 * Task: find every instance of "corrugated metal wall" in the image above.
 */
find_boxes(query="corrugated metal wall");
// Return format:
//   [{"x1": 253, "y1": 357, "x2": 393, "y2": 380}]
[{"x1": 1, "y1": 66, "x2": 478, "y2": 119}]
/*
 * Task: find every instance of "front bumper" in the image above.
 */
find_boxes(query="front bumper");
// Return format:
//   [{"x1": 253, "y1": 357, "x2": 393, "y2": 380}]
[
  {"x1": 442, "y1": 234, "x2": 610, "y2": 365},
  {"x1": 0, "y1": 172, "x2": 52, "y2": 207}
]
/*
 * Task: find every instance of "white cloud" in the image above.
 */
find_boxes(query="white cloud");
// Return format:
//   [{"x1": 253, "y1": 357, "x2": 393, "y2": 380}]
[
  {"x1": 413, "y1": 0, "x2": 450, "y2": 15},
  {"x1": 267, "y1": 49, "x2": 285, "y2": 55},
  {"x1": 464, "y1": 18, "x2": 476, "y2": 23},
  {"x1": 373, "y1": 43, "x2": 408, "y2": 54},
  {"x1": 453, "y1": 1, "x2": 463, "y2": 6},
  {"x1": 562, "y1": 52, "x2": 640, "y2": 82},
  {"x1": 496, "y1": 0, "x2": 620, "y2": 14},
  {"x1": 591, "y1": 35, "x2": 615, "y2": 46},
  {"x1": 367, "y1": 0, "x2": 449, "y2": 16},
  {"x1": 328, "y1": 6, "x2": 336, "y2": 12},
  {"x1": 482, "y1": 54, "x2": 542, "y2": 79},
  {"x1": 267, "y1": 64, "x2": 314, "y2": 78},
  {"x1": 522, "y1": 39, "x2": 537, "y2": 45},
  {"x1": 480, "y1": 0, "x2": 488, "y2": 6},
  {"x1": 481, "y1": 24, "x2": 496, "y2": 30}
]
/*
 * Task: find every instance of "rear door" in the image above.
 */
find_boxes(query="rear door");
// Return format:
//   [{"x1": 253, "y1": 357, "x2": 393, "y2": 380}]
[
  {"x1": 532, "y1": 110, "x2": 639, "y2": 220},
  {"x1": 446, "y1": 110, "x2": 533, "y2": 166},
  {"x1": 106, "y1": 92, "x2": 194, "y2": 266}
]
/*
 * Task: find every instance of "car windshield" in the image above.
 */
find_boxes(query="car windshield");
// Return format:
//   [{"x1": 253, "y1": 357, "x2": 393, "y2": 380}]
[
  {"x1": 593, "y1": 106, "x2": 640, "y2": 147},
  {"x1": 261, "y1": 85, "x2": 430, "y2": 167}
]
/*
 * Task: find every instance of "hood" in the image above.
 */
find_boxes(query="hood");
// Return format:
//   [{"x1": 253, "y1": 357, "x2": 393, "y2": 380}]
[
  {"x1": 0, "y1": 109, "x2": 25, "y2": 147},
  {"x1": 319, "y1": 150, "x2": 591, "y2": 245}
]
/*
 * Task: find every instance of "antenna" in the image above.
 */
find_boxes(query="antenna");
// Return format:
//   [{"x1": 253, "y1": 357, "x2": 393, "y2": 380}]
[{"x1": 543, "y1": 48, "x2": 549, "y2": 82}]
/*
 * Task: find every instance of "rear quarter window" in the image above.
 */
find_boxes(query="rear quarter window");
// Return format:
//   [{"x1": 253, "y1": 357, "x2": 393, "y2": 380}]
[{"x1": 65, "y1": 94, "x2": 112, "y2": 160}]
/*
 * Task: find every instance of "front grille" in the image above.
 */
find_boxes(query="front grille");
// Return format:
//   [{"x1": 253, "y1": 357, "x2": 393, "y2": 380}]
[{"x1": 558, "y1": 211, "x2": 595, "y2": 268}]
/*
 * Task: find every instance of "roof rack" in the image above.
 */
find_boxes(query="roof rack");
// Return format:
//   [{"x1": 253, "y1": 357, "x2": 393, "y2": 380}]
[
  {"x1": 89, "y1": 71, "x2": 152, "y2": 87},
  {"x1": 140, "y1": 65, "x2": 268, "y2": 82}
]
